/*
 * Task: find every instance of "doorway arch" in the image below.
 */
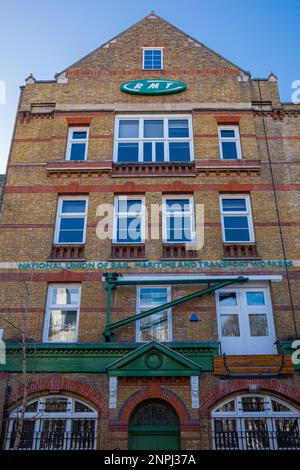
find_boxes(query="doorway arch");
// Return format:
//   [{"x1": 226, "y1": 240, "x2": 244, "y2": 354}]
[{"x1": 128, "y1": 399, "x2": 180, "y2": 450}]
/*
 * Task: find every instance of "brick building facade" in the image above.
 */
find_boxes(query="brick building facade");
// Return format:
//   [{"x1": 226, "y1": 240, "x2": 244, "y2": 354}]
[{"x1": 0, "y1": 12, "x2": 300, "y2": 450}]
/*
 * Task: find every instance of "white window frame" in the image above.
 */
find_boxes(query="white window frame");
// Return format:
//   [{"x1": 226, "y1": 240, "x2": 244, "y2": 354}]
[
  {"x1": 215, "y1": 284, "x2": 277, "y2": 355},
  {"x1": 66, "y1": 127, "x2": 89, "y2": 161},
  {"x1": 212, "y1": 394, "x2": 300, "y2": 451},
  {"x1": 218, "y1": 125, "x2": 242, "y2": 160},
  {"x1": 162, "y1": 194, "x2": 195, "y2": 244},
  {"x1": 136, "y1": 285, "x2": 172, "y2": 342},
  {"x1": 113, "y1": 195, "x2": 145, "y2": 244},
  {"x1": 7, "y1": 395, "x2": 98, "y2": 450},
  {"x1": 142, "y1": 47, "x2": 163, "y2": 70},
  {"x1": 54, "y1": 196, "x2": 88, "y2": 245},
  {"x1": 43, "y1": 284, "x2": 82, "y2": 343},
  {"x1": 113, "y1": 115, "x2": 194, "y2": 163},
  {"x1": 219, "y1": 194, "x2": 255, "y2": 243}
]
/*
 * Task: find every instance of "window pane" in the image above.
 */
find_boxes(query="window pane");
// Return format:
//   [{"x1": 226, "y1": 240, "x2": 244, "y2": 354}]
[
  {"x1": 242, "y1": 397, "x2": 265, "y2": 412},
  {"x1": 60, "y1": 218, "x2": 84, "y2": 230},
  {"x1": 72, "y1": 131, "x2": 87, "y2": 139},
  {"x1": 48, "y1": 310, "x2": 77, "y2": 342},
  {"x1": 244, "y1": 419, "x2": 270, "y2": 450},
  {"x1": 143, "y1": 142, "x2": 152, "y2": 162},
  {"x1": 118, "y1": 120, "x2": 139, "y2": 138},
  {"x1": 74, "y1": 402, "x2": 93, "y2": 413},
  {"x1": 224, "y1": 216, "x2": 249, "y2": 229},
  {"x1": 144, "y1": 50, "x2": 162, "y2": 70},
  {"x1": 144, "y1": 120, "x2": 163, "y2": 138},
  {"x1": 117, "y1": 143, "x2": 139, "y2": 162},
  {"x1": 272, "y1": 400, "x2": 292, "y2": 412},
  {"x1": 224, "y1": 216, "x2": 250, "y2": 241},
  {"x1": 117, "y1": 217, "x2": 141, "y2": 243},
  {"x1": 166, "y1": 215, "x2": 191, "y2": 242},
  {"x1": 168, "y1": 120, "x2": 189, "y2": 138},
  {"x1": 51, "y1": 287, "x2": 80, "y2": 306},
  {"x1": 222, "y1": 199, "x2": 247, "y2": 212},
  {"x1": 220, "y1": 130, "x2": 236, "y2": 138},
  {"x1": 219, "y1": 292, "x2": 237, "y2": 306},
  {"x1": 166, "y1": 199, "x2": 190, "y2": 212},
  {"x1": 58, "y1": 222, "x2": 84, "y2": 243},
  {"x1": 221, "y1": 314, "x2": 240, "y2": 336},
  {"x1": 215, "y1": 400, "x2": 235, "y2": 413},
  {"x1": 221, "y1": 141, "x2": 238, "y2": 159},
  {"x1": 155, "y1": 142, "x2": 164, "y2": 162},
  {"x1": 246, "y1": 292, "x2": 265, "y2": 305},
  {"x1": 140, "y1": 288, "x2": 168, "y2": 305},
  {"x1": 61, "y1": 200, "x2": 86, "y2": 214},
  {"x1": 45, "y1": 398, "x2": 68, "y2": 413},
  {"x1": 169, "y1": 142, "x2": 191, "y2": 161},
  {"x1": 118, "y1": 199, "x2": 142, "y2": 213},
  {"x1": 249, "y1": 314, "x2": 269, "y2": 336},
  {"x1": 140, "y1": 310, "x2": 168, "y2": 341},
  {"x1": 70, "y1": 143, "x2": 86, "y2": 161}
]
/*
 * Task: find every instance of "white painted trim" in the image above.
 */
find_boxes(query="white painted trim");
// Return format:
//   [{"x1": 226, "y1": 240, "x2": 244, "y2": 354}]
[
  {"x1": 191, "y1": 376, "x2": 200, "y2": 409},
  {"x1": 65, "y1": 126, "x2": 89, "y2": 161},
  {"x1": 218, "y1": 125, "x2": 242, "y2": 160},
  {"x1": 113, "y1": 115, "x2": 194, "y2": 163},
  {"x1": 219, "y1": 194, "x2": 255, "y2": 243},
  {"x1": 162, "y1": 194, "x2": 195, "y2": 244},
  {"x1": 113, "y1": 195, "x2": 145, "y2": 244},
  {"x1": 109, "y1": 376, "x2": 118, "y2": 409},
  {"x1": 43, "y1": 284, "x2": 82, "y2": 343},
  {"x1": 54, "y1": 196, "x2": 89, "y2": 245},
  {"x1": 112, "y1": 274, "x2": 283, "y2": 282},
  {"x1": 142, "y1": 47, "x2": 163, "y2": 70},
  {"x1": 136, "y1": 285, "x2": 172, "y2": 342},
  {"x1": 215, "y1": 286, "x2": 277, "y2": 355}
]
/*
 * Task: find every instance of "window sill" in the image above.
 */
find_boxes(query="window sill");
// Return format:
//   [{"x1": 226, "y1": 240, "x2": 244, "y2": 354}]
[
  {"x1": 161, "y1": 244, "x2": 198, "y2": 260},
  {"x1": 112, "y1": 161, "x2": 195, "y2": 177},
  {"x1": 49, "y1": 244, "x2": 85, "y2": 261},
  {"x1": 223, "y1": 243, "x2": 260, "y2": 260},
  {"x1": 195, "y1": 159, "x2": 261, "y2": 176},
  {"x1": 110, "y1": 243, "x2": 147, "y2": 260},
  {"x1": 47, "y1": 160, "x2": 112, "y2": 177}
]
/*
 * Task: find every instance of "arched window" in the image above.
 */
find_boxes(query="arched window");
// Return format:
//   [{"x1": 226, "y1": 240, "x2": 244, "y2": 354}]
[
  {"x1": 6, "y1": 395, "x2": 98, "y2": 450},
  {"x1": 212, "y1": 394, "x2": 300, "y2": 450}
]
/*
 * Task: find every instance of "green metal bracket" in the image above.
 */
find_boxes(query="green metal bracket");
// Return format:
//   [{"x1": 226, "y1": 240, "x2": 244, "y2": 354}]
[{"x1": 103, "y1": 274, "x2": 248, "y2": 341}]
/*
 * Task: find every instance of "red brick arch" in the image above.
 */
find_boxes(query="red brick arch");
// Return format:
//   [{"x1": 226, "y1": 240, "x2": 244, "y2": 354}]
[
  {"x1": 8, "y1": 375, "x2": 107, "y2": 411},
  {"x1": 114, "y1": 383, "x2": 199, "y2": 431},
  {"x1": 201, "y1": 379, "x2": 300, "y2": 413}
]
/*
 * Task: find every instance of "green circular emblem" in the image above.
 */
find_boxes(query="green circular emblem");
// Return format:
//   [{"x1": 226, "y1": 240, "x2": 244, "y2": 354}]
[
  {"x1": 145, "y1": 352, "x2": 163, "y2": 369},
  {"x1": 120, "y1": 79, "x2": 187, "y2": 95}
]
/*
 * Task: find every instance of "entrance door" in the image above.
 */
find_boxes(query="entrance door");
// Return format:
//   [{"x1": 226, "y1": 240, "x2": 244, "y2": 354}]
[
  {"x1": 128, "y1": 400, "x2": 180, "y2": 450},
  {"x1": 216, "y1": 287, "x2": 277, "y2": 355}
]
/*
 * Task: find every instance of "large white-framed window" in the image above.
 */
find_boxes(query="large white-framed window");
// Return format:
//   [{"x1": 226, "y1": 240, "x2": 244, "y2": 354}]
[
  {"x1": 220, "y1": 194, "x2": 255, "y2": 243},
  {"x1": 6, "y1": 395, "x2": 97, "y2": 450},
  {"x1": 142, "y1": 47, "x2": 163, "y2": 70},
  {"x1": 114, "y1": 115, "x2": 193, "y2": 163},
  {"x1": 212, "y1": 394, "x2": 300, "y2": 450},
  {"x1": 66, "y1": 127, "x2": 89, "y2": 161},
  {"x1": 218, "y1": 125, "x2": 242, "y2": 160},
  {"x1": 54, "y1": 196, "x2": 88, "y2": 244},
  {"x1": 215, "y1": 285, "x2": 277, "y2": 355},
  {"x1": 162, "y1": 195, "x2": 195, "y2": 243},
  {"x1": 136, "y1": 286, "x2": 172, "y2": 342},
  {"x1": 43, "y1": 284, "x2": 81, "y2": 343},
  {"x1": 113, "y1": 196, "x2": 145, "y2": 244}
]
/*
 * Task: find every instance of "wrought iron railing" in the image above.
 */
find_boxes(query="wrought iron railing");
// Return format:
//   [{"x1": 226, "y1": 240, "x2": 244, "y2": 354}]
[
  {"x1": 213, "y1": 430, "x2": 300, "y2": 450},
  {"x1": 6, "y1": 431, "x2": 96, "y2": 450}
]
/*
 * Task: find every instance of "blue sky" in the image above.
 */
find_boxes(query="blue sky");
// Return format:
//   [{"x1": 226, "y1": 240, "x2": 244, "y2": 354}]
[{"x1": 0, "y1": 0, "x2": 299, "y2": 173}]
